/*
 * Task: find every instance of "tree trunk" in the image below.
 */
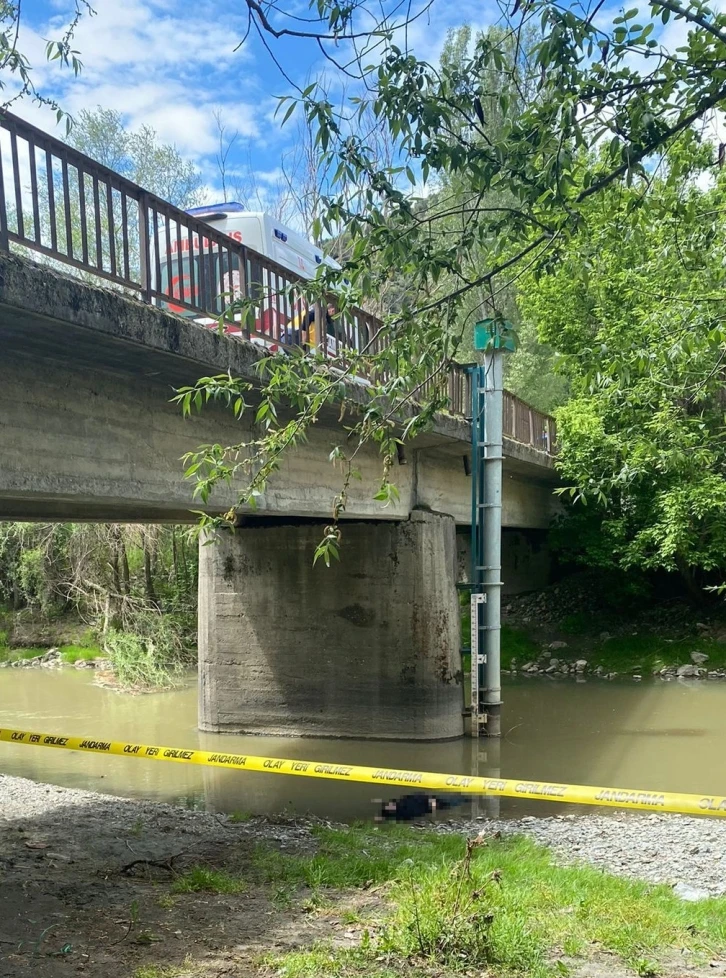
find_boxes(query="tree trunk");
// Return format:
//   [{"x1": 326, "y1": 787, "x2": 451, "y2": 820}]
[
  {"x1": 172, "y1": 528, "x2": 182, "y2": 596},
  {"x1": 109, "y1": 527, "x2": 122, "y2": 596},
  {"x1": 119, "y1": 535, "x2": 131, "y2": 596},
  {"x1": 143, "y1": 532, "x2": 159, "y2": 608},
  {"x1": 179, "y1": 531, "x2": 190, "y2": 596},
  {"x1": 677, "y1": 559, "x2": 705, "y2": 605}
]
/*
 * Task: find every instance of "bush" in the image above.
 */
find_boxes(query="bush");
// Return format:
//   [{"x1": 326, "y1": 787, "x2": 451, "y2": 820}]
[{"x1": 103, "y1": 613, "x2": 193, "y2": 689}]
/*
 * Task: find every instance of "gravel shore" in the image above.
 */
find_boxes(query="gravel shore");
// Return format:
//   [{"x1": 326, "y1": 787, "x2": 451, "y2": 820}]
[
  {"x1": 440, "y1": 811, "x2": 726, "y2": 897},
  {"x1": 3, "y1": 773, "x2": 726, "y2": 897}
]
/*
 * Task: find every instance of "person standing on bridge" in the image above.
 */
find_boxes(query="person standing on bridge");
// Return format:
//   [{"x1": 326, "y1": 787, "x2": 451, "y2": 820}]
[{"x1": 285, "y1": 301, "x2": 337, "y2": 349}]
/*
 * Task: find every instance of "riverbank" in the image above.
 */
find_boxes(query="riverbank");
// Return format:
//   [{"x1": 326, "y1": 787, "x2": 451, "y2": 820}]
[
  {"x1": 0, "y1": 607, "x2": 194, "y2": 691},
  {"x1": 500, "y1": 571, "x2": 726, "y2": 680},
  {"x1": 3, "y1": 775, "x2": 726, "y2": 978}
]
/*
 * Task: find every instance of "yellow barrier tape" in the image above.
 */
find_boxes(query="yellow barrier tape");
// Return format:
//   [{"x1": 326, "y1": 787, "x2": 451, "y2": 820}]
[{"x1": 2, "y1": 726, "x2": 726, "y2": 817}]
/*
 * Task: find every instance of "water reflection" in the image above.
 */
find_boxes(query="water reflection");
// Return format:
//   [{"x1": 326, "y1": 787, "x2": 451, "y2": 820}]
[{"x1": 0, "y1": 669, "x2": 724, "y2": 820}]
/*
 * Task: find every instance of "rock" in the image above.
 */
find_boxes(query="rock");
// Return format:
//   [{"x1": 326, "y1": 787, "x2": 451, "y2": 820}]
[
  {"x1": 522, "y1": 662, "x2": 536, "y2": 672},
  {"x1": 676, "y1": 664, "x2": 700, "y2": 678},
  {"x1": 633, "y1": 674, "x2": 642, "y2": 681},
  {"x1": 75, "y1": 659, "x2": 93, "y2": 669},
  {"x1": 673, "y1": 881, "x2": 711, "y2": 902},
  {"x1": 549, "y1": 641, "x2": 568, "y2": 650},
  {"x1": 575, "y1": 659, "x2": 588, "y2": 673},
  {"x1": 691, "y1": 651, "x2": 709, "y2": 665},
  {"x1": 599, "y1": 631, "x2": 611, "y2": 642},
  {"x1": 594, "y1": 665, "x2": 604, "y2": 676},
  {"x1": 549, "y1": 658, "x2": 560, "y2": 668},
  {"x1": 541, "y1": 650, "x2": 552, "y2": 659},
  {"x1": 696, "y1": 622, "x2": 709, "y2": 630},
  {"x1": 545, "y1": 664, "x2": 557, "y2": 674}
]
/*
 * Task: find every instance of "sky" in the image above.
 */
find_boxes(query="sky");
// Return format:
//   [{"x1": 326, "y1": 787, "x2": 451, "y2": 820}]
[{"x1": 13, "y1": 0, "x2": 494, "y2": 214}]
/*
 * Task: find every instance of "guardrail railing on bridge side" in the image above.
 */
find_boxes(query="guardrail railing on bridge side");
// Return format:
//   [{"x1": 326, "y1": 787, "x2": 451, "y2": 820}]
[{"x1": 0, "y1": 110, "x2": 557, "y2": 456}]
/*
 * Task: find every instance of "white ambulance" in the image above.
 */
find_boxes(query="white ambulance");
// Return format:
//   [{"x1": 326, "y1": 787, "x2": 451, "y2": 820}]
[{"x1": 157, "y1": 202, "x2": 341, "y2": 352}]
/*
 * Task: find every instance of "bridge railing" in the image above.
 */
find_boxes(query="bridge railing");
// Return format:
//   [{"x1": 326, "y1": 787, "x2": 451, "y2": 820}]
[{"x1": 0, "y1": 110, "x2": 556, "y2": 456}]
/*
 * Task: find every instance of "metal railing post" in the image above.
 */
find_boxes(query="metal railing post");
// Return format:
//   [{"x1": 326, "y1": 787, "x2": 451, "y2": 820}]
[
  {"x1": 0, "y1": 143, "x2": 9, "y2": 252},
  {"x1": 138, "y1": 193, "x2": 152, "y2": 303}
]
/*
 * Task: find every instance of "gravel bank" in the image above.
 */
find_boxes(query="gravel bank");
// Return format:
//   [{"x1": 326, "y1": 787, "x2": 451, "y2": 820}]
[
  {"x1": 3, "y1": 774, "x2": 726, "y2": 898},
  {"x1": 0, "y1": 772, "x2": 318, "y2": 869},
  {"x1": 441, "y1": 811, "x2": 726, "y2": 897}
]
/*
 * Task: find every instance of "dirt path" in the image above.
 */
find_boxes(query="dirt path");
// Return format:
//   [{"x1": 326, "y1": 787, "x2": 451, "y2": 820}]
[{"x1": 0, "y1": 775, "x2": 372, "y2": 977}]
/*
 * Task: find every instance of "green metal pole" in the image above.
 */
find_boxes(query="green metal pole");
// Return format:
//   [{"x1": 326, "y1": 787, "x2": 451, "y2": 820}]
[{"x1": 480, "y1": 350, "x2": 503, "y2": 737}]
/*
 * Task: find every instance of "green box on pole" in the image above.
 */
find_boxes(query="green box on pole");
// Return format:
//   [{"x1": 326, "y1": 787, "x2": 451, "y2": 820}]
[{"x1": 474, "y1": 318, "x2": 517, "y2": 353}]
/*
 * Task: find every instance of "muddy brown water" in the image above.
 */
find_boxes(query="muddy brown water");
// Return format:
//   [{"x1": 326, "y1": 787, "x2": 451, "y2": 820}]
[{"x1": 1, "y1": 669, "x2": 724, "y2": 821}]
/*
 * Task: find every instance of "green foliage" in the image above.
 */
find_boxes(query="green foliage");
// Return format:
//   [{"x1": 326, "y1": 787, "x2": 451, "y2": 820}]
[
  {"x1": 171, "y1": 866, "x2": 245, "y2": 895},
  {"x1": 67, "y1": 108, "x2": 204, "y2": 209},
  {"x1": 103, "y1": 613, "x2": 193, "y2": 689},
  {"x1": 560, "y1": 612, "x2": 591, "y2": 636},
  {"x1": 182, "y1": 0, "x2": 726, "y2": 556},
  {"x1": 0, "y1": 523, "x2": 197, "y2": 622},
  {"x1": 501, "y1": 626, "x2": 540, "y2": 668},
  {"x1": 0, "y1": 2, "x2": 90, "y2": 120},
  {"x1": 0, "y1": 646, "x2": 45, "y2": 663},
  {"x1": 504, "y1": 317, "x2": 569, "y2": 414},
  {"x1": 520, "y1": 141, "x2": 726, "y2": 581},
  {"x1": 593, "y1": 633, "x2": 726, "y2": 674},
  {"x1": 263, "y1": 825, "x2": 726, "y2": 978},
  {"x1": 254, "y1": 824, "x2": 467, "y2": 890}
]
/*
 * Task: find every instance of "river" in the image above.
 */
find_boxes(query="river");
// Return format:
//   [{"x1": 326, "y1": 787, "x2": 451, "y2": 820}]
[{"x1": 0, "y1": 669, "x2": 723, "y2": 820}]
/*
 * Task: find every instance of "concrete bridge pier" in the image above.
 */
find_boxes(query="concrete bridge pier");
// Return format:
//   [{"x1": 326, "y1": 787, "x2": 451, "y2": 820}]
[{"x1": 198, "y1": 510, "x2": 464, "y2": 740}]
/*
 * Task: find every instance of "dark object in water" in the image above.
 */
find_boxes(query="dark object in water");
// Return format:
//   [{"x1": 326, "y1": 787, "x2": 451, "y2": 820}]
[{"x1": 376, "y1": 792, "x2": 470, "y2": 822}]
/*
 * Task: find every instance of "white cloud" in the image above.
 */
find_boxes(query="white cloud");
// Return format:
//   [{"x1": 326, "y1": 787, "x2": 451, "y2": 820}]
[
  {"x1": 45, "y1": 0, "x2": 252, "y2": 73},
  {"x1": 255, "y1": 167, "x2": 285, "y2": 184},
  {"x1": 10, "y1": 0, "x2": 263, "y2": 171}
]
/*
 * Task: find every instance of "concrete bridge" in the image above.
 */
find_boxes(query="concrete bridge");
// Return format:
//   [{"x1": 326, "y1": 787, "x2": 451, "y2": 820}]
[
  {"x1": 0, "y1": 253, "x2": 558, "y2": 741},
  {"x1": 0, "y1": 109, "x2": 559, "y2": 742}
]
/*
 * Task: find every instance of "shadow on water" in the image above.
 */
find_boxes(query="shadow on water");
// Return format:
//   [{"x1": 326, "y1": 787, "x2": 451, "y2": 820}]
[{"x1": 2, "y1": 669, "x2": 726, "y2": 820}]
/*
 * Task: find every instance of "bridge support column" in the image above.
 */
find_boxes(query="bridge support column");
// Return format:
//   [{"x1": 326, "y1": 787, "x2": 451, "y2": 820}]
[{"x1": 198, "y1": 511, "x2": 464, "y2": 740}]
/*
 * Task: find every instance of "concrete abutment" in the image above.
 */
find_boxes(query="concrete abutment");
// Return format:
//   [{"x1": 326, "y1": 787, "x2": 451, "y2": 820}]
[{"x1": 198, "y1": 511, "x2": 464, "y2": 740}]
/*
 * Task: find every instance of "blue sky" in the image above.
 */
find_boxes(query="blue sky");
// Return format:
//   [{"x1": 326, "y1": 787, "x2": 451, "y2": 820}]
[{"x1": 15, "y1": 0, "x2": 494, "y2": 215}]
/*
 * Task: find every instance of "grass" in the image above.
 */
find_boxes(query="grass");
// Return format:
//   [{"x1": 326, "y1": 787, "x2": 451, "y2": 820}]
[
  {"x1": 501, "y1": 624, "x2": 540, "y2": 668},
  {"x1": 560, "y1": 611, "x2": 592, "y2": 635},
  {"x1": 133, "y1": 966, "x2": 187, "y2": 978},
  {"x1": 171, "y1": 865, "x2": 246, "y2": 895},
  {"x1": 59, "y1": 643, "x2": 101, "y2": 663},
  {"x1": 461, "y1": 623, "x2": 539, "y2": 674},
  {"x1": 0, "y1": 645, "x2": 48, "y2": 663},
  {"x1": 592, "y1": 633, "x2": 726, "y2": 674},
  {"x1": 0, "y1": 642, "x2": 101, "y2": 664},
  {"x1": 259, "y1": 824, "x2": 726, "y2": 978}
]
